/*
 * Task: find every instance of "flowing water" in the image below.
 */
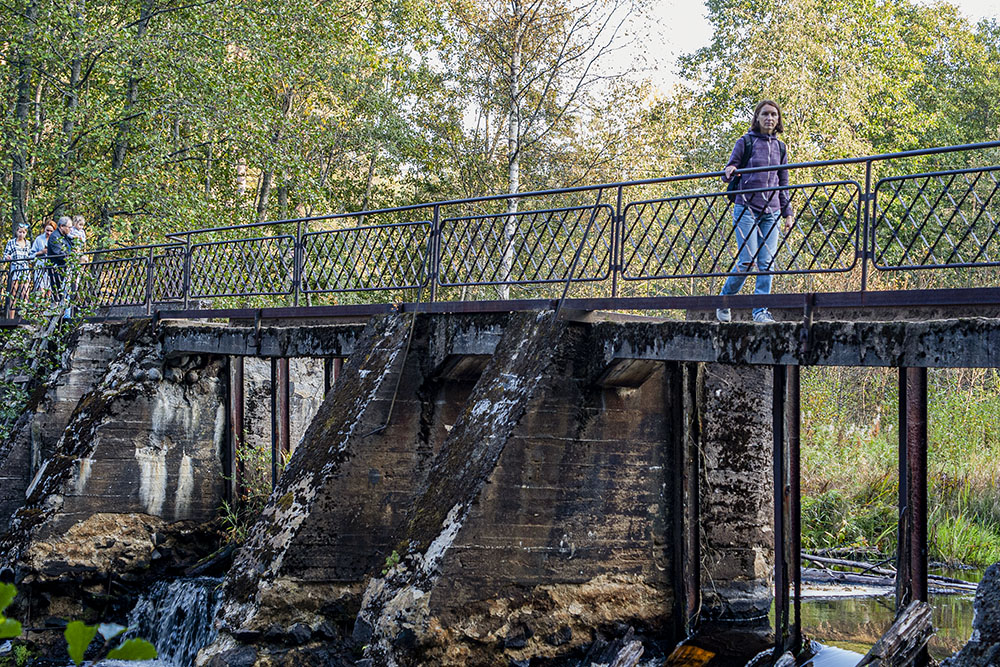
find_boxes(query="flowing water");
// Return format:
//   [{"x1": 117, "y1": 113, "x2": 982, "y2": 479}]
[{"x1": 99, "y1": 577, "x2": 222, "y2": 667}]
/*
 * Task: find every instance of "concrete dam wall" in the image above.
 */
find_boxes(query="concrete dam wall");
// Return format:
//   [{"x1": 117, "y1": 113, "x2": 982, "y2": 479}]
[{"x1": 0, "y1": 312, "x2": 799, "y2": 664}]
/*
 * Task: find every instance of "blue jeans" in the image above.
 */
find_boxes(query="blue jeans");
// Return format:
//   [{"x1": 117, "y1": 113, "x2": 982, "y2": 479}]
[{"x1": 720, "y1": 204, "x2": 779, "y2": 317}]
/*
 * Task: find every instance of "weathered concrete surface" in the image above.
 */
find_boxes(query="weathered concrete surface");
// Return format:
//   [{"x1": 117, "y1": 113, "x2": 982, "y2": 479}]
[
  {"x1": 160, "y1": 321, "x2": 363, "y2": 358},
  {"x1": 357, "y1": 318, "x2": 676, "y2": 665},
  {"x1": 204, "y1": 313, "x2": 703, "y2": 666},
  {"x1": 0, "y1": 321, "x2": 226, "y2": 582},
  {"x1": 698, "y1": 364, "x2": 773, "y2": 621},
  {"x1": 168, "y1": 316, "x2": 1000, "y2": 368},
  {"x1": 942, "y1": 561, "x2": 1000, "y2": 666},
  {"x1": 0, "y1": 324, "x2": 128, "y2": 531}
]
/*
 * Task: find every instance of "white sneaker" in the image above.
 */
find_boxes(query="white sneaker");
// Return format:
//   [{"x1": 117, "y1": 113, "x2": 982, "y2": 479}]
[
  {"x1": 716, "y1": 308, "x2": 731, "y2": 322},
  {"x1": 753, "y1": 310, "x2": 775, "y2": 323}
]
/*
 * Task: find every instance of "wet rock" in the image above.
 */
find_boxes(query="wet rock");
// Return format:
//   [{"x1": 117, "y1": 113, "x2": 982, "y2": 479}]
[
  {"x1": 205, "y1": 645, "x2": 257, "y2": 667},
  {"x1": 288, "y1": 622, "x2": 312, "y2": 646},
  {"x1": 132, "y1": 369, "x2": 146, "y2": 382},
  {"x1": 186, "y1": 370, "x2": 200, "y2": 384},
  {"x1": 504, "y1": 624, "x2": 533, "y2": 649},
  {"x1": 546, "y1": 626, "x2": 572, "y2": 647},
  {"x1": 263, "y1": 623, "x2": 285, "y2": 642},
  {"x1": 942, "y1": 562, "x2": 1000, "y2": 666},
  {"x1": 146, "y1": 367, "x2": 162, "y2": 381}
]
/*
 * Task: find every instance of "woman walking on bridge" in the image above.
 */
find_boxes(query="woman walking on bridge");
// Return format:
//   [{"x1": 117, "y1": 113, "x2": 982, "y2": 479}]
[{"x1": 716, "y1": 100, "x2": 795, "y2": 323}]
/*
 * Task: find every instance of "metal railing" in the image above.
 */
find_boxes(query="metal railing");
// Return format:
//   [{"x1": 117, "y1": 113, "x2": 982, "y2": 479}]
[{"x1": 2, "y1": 140, "x2": 999, "y2": 319}]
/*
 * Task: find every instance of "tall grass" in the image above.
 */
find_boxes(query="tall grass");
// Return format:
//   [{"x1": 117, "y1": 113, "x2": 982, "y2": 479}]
[{"x1": 801, "y1": 366, "x2": 1000, "y2": 567}]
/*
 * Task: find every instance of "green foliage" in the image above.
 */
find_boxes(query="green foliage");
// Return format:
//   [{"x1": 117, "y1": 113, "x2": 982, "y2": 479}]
[
  {"x1": 64, "y1": 621, "x2": 99, "y2": 666},
  {"x1": 802, "y1": 366, "x2": 1000, "y2": 566},
  {"x1": 0, "y1": 289, "x2": 94, "y2": 442},
  {"x1": 0, "y1": 584, "x2": 15, "y2": 616},
  {"x1": 220, "y1": 438, "x2": 290, "y2": 544},
  {"x1": 0, "y1": 584, "x2": 22, "y2": 641},
  {"x1": 106, "y1": 638, "x2": 159, "y2": 661},
  {"x1": 12, "y1": 644, "x2": 29, "y2": 667},
  {"x1": 382, "y1": 549, "x2": 401, "y2": 575}
]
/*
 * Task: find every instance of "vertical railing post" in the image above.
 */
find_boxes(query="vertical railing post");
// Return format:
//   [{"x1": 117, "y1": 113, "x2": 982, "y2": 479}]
[
  {"x1": 3, "y1": 264, "x2": 12, "y2": 320},
  {"x1": 860, "y1": 160, "x2": 873, "y2": 293},
  {"x1": 612, "y1": 185, "x2": 624, "y2": 299},
  {"x1": 772, "y1": 364, "x2": 789, "y2": 657},
  {"x1": 429, "y1": 205, "x2": 441, "y2": 303},
  {"x1": 293, "y1": 220, "x2": 302, "y2": 307},
  {"x1": 182, "y1": 234, "x2": 192, "y2": 310},
  {"x1": 145, "y1": 247, "x2": 154, "y2": 316}
]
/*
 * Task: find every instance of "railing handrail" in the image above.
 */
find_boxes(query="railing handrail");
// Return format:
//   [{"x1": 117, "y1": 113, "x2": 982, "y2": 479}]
[
  {"x1": 3, "y1": 139, "x2": 999, "y2": 322},
  {"x1": 162, "y1": 140, "x2": 1000, "y2": 240}
]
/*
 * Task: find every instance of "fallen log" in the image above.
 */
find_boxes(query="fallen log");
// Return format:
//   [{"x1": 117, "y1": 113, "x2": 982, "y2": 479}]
[
  {"x1": 802, "y1": 553, "x2": 979, "y2": 591},
  {"x1": 855, "y1": 600, "x2": 933, "y2": 667}
]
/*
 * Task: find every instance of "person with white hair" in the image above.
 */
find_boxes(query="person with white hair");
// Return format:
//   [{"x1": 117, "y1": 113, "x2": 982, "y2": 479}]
[{"x1": 47, "y1": 216, "x2": 74, "y2": 302}]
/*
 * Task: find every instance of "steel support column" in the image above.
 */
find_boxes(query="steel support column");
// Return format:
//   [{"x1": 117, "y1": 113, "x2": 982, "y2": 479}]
[
  {"x1": 772, "y1": 365, "x2": 789, "y2": 655},
  {"x1": 227, "y1": 356, "x2": 245, "y2": 505},
  {"x1": 324, "y1": 357, "x2": 343, "y2": 396},
  {"x1": 896, "y1": 369, "x2": 910, "y2": 607},
  {"x1": 683, "y1": 362, "x2": 701, "y2": 631},
  {"x1": 904, "y1": 367, "x2": 928, "y2": 604},
  {"x1": 270, "y1": 358, "x2": 291, "y2": 487},
  {"x1": 787, "y1": 365, "x2": 802, "y2": 655}
]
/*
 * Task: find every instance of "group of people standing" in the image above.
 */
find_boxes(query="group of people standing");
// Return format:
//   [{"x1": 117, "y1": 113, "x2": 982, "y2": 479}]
[{"x1": 3, "y1": 215, "x2": 86, "y2": 318}]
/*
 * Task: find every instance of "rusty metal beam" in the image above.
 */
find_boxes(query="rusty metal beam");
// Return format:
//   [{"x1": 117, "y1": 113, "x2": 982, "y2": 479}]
[
  {"x1": 278, "y1": 357, "x2": 291, "y2": 461},
  {"x1": 142, "y1": 286, "x2": 1000, "y2": 324},
  {"x1": 227, "y1": 356, "x2": 245, "y2": 505},
  {"x1": 906, "y1": 367, "x2": 929, "y2": 604},
  {"x1": 684, "y1": 362, "x2": 702, "y2": 631},
  {"x1": 667, "y1": 361, "x2": 686, "y2": 641},
  {"x1": 772, "y1": 364, "x2": 789, "y2": 655},
  {"x1": 787, "y1": 365, "x2": 802, "y2": 655},
  {"x1": 897, "y1": 369, "x2": 910, "y2": 608},
  {"x1": 270, "y1": 358, "x2": 278, "y2": 487}
]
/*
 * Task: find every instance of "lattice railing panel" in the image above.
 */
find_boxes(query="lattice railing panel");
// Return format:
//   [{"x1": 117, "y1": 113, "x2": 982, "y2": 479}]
[
  {"x1": 873, "y1": 167, "x2": 1000, "y2": 269},
  {"x1": 302, "y1": 222, "x2": 430, "y2": 293},
  {"x1": 621, "y1": 182, "x2": 860, "y2": 280},
  {"x1": 439, "y1": 205, "x2": 613, "y2": 286},
  {"x1": 190, "y1": 236, "x2": 294, "y2": 298}
]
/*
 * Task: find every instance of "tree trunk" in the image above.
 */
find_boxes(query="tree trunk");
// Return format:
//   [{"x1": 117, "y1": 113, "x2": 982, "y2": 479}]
[
  {"x1": 256, "y1": 89, "x2": 293, "y2": 222},
  {"x1": 277, "y1": 181, "x2": 288, "y2": 218},
  {"x1": 501, "y1": 0, "x2": 522, "y2": 299},
  {"x1": 9, "y1": 0, "x2": 40, "y2": 237},
  {"x1": 54, "y1": 55, "x2": 83, "y2": 219},
  {"x1": 256, "y1": 169, "x2": 273, "y2": 221},
  {"x1": 236, "y1": 159, "x2": 247, "y2": 196},
  {"x1": 101, "y1": 0, "x2": 155, "y2": 238}
]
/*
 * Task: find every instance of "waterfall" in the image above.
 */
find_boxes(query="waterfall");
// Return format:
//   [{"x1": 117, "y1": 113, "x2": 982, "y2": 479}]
[{"x1": 122, "y1": 577, "x2": 222, "y2": 666}]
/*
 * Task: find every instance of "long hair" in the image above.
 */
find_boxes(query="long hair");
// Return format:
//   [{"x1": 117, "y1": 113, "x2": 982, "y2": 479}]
[{"x1": 750, "y1": 100, "x2": 784, "y2": 134}]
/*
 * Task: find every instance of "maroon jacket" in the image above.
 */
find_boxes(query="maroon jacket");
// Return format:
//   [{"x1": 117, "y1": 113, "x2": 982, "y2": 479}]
[{"x1": 723, "y1": 131, "x2": 793, "y2": 218}]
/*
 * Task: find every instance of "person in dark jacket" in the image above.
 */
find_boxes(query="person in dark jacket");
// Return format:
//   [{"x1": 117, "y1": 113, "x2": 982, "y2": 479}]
[
  {"x1": 47, "y1": 216, "x2": 74, "y2": 302},
  {"x1": 716, "y1": 99, "x2": 795, "y2": 323}
]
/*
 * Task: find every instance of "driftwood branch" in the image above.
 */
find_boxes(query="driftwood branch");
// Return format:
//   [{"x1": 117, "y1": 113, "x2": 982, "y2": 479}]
[{"x1": 855, "y1": 600, "x2": 933, "y2": 667}]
